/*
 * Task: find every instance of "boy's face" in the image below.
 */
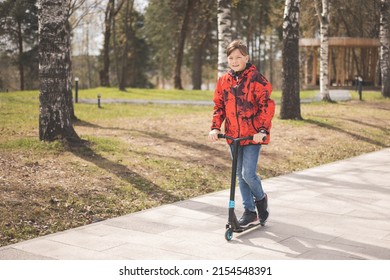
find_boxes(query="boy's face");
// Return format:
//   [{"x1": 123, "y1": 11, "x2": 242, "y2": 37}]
[{"x1": 228, "y1": 48, "x2": 249, "y2": 72}]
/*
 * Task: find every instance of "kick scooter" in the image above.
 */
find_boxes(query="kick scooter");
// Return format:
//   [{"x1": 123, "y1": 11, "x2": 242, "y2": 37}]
[{"x1": 218, "y1": 134, "x2": 266, "y2": 241}]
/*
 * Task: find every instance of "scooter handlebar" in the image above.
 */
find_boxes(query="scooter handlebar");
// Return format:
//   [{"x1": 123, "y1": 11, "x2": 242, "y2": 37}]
[
  {"x1": 217, "y1": 134, "x2": 253, "y2": 141},
  {"x1": 218, "y1": 134, "x2": 267, "y2": 142}
]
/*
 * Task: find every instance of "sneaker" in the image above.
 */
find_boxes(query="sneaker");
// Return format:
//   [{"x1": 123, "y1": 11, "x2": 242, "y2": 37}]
[
  {"x1": 238, "y1": 210, "x2": 258, "y2": 228},
  {"x1": 255, "y1": 194, "x2": 269, "y2": 225}
]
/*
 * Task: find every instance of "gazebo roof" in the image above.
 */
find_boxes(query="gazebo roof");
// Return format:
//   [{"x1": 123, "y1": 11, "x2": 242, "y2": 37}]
[{"x1": 299, "y1": 37, "x2": 380, "y2": 47}]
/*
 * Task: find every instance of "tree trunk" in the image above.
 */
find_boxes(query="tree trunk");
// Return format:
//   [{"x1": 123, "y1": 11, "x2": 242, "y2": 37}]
[
  {"x1": 174, "y1": 0, "x2": 194, "y2": 90},
  {"x1": 192, "y1": 21, "x2": 210, "y2": 90},
  {"x1": 38, "y1": 0, "x2": 80, "y2": 142},
  {"x1": 192, "y1": 45, "x2": 203, "y2": 90},
  {"x1": 217, "y1": 0, "x2": 232, "y2": 78},
  {"x1": 17, "y1": 21, "x2": 25, "y2": 91},
  {"x1": 113, "y1": 5, "x2": 120, "y2": 87},
  {"x1": 380, "y1": 0, "x2": 390, "y2": 98},
  {"x1": 85, "y1": 21, "x2": 92, "y2": 88},
  {"x1": 100, "y1": 0, "x2": 115, "y2": 87},
  {"x1": 119, "y1": 0, "x2": 134, "y2": 91},
  {"x1": 280, "y1": 0, "x2": 302, "y2": 120},
  {"x1": 269, "y1": 35, "x2": 274, "y2": 84},
  {"x1": 66, "y1": 19, "x2": 77, "y2": 122},
  {"x1": 314, "y1": 0, "x2": 332, "y2": 101}
]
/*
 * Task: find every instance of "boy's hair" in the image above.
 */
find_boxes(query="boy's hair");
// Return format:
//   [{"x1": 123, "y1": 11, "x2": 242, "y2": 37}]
[{"x1": 226, "y1": 39, "x2": 249, "y2": 56}]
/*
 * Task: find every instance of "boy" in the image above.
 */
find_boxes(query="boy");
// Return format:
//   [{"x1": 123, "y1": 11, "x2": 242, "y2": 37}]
[{"x1": 208, "y1": 39, "x2": 275, "y2": 227}]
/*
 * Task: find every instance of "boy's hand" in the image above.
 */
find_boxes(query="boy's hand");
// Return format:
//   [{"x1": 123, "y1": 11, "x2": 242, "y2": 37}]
[
  {"x1": 253, "y1": 131, "x2": 267, "y2": 143},
  {"x1": 208, "y1": 129, "x2": 220, "y2": 142}
]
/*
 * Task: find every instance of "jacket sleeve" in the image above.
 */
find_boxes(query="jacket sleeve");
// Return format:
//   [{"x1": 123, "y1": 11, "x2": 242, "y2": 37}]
[
  {"x1": 256, "y1": 78, "x2": 275, "y2": 134},
  {"x1": 210, "y1": 77, "x2": 226, "y2": 131}
]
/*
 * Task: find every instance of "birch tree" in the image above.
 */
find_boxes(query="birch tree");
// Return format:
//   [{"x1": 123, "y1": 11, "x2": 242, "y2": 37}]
[
  {"x1": 280, "y1": 0, "x2": 302, "y2": 120},
  {"x1": 314, "y1": 0, "x2": 332, "y2": 101},
  {"x1": 217, "y1": 0, "x2": 232, "y2": 78},
  {"x1": 380, "y1": 0, "x2": 390, "y2": 98},
  {"x1": 38, "y1": 0, "x2": 80, "y2": 142}
]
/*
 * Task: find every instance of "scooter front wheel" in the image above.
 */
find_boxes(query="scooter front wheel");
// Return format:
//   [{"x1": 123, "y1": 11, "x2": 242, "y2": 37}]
[{"x1": 225, "y1": 228, "x2": 233, "y2": 241}]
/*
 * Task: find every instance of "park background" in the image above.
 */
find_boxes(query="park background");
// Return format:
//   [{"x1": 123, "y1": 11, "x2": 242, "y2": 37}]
[
  {"x1": 0, "y1": 0, "x2": 389, "y2": 250},
  {"x1": 1, "y1": 0, "x2": 388, "y2": 92}
]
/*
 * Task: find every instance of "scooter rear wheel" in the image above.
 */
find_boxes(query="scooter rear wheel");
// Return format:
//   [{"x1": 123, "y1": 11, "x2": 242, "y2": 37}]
[{"x1": 225, "y1": 228, "x2": 233, "y2": 241}]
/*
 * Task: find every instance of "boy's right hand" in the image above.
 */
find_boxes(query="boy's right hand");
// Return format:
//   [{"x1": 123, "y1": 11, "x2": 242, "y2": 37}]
[{"x1": 208, "y1": 129, "x2": 220, "y2": 142}]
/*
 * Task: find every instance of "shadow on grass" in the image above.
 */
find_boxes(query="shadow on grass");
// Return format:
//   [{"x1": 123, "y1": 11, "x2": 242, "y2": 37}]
[
  {"x1": 68, "y1": 141, "x2": 181, "y2": 204},
  {"x1": 132, "y1": 129, "x2": 226, "y2": 156},
  {"x1": 303, "y1": 119, "x2": 388, "y2": 148},
  {"x1": 74, "y1": 120, "x2": 230, "y2": 162},
  {"x1": 73, "y1": 119, "x2": 103, "y2": 129},
  {"x1": 331, "y1": 117, "x2": 388, "y2": 133}
]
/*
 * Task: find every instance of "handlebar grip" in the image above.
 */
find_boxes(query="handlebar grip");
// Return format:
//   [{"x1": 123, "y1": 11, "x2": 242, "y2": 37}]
[
  {"x1": 217, "y1": 134, "x2": 255, "y2": 141},
  {"x1": 217, "y1": 134, "x2": 267, "y2": 142}
]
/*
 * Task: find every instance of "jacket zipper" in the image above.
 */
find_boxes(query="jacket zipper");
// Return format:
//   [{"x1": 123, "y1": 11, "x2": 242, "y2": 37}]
[{"x1": 235, "y1": 75, "x2": 241, "y2": 138}]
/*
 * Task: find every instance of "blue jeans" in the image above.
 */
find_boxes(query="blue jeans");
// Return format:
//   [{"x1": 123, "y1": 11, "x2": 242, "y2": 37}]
[{"x1": 230, "y1": 144, "x2": 265, "y2": 212}]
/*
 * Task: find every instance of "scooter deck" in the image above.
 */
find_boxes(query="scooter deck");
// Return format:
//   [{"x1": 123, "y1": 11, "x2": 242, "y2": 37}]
[{"x1": 232, "y1": 221, "x2": 262, "y2": 233}]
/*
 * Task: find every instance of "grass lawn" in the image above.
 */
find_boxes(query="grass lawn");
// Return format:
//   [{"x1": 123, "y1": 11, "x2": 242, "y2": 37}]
[{"x1": 0, "y1": 87, "x2": 389, "y2": 246}]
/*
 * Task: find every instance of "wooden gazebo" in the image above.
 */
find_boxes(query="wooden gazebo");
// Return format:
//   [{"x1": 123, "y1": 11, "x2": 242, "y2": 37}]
[{"x1": 299, "y1": 37, "x2": 380, "y2": 87}]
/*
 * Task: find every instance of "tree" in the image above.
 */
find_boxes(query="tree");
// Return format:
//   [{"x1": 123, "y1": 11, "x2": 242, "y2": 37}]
[
  {"x1": 173, "y1": 0, "x2": 196, "y2": 89},
  {"x1": 230, "y1": 0, "x2": 284, "y2": 87},
  {"x1": 100, "y1": 0, "x2": 124, "y2": 87},
  {"x1": 0, "y1": 0, "x2": 38, "y2": 91},
  {"x1": 144, "y1": 0, "x2": 178, "y2": 88},
  {"x1": 217, "y1": 0, "x2": 232, "y2": 78},
  {"x1": 112, "y1": 0, "x2": 150, "y2": 89},
  {"x1": 314, "y1": 0, "x2": 332, "y2": 101},
  {"x1": 231, "y1": 0, "x2": 272, "y2": 69},
  {"x1": 189, "y1": 0, "x2": 215, "y2": 90},
  {"x1": 145, "y1": 0, "x2": 216, "y2": 89},
  {"x1": 380, "y1": 0, "x2": 390, "y2": 98},
  {"x1": 118, "y1": 0, "x2": 134, "y2": 91},
  {"x1": 100, "y1": 0, "x2": 115, "y2": 87},
  {"x1": 330, "y1": 0, "x2": 380, "y2": 38},
  {"x1": 38, "y1": 0, "x2": 80, "y2": 142},
  {"x1": 68, "y1": 0, "x2": 103, "y2": 89},
  {"x1": 280, "y1": 0, "x2": 302, "y2": 120}
]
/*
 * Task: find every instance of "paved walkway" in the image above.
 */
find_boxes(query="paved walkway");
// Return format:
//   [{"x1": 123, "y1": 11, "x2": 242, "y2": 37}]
[
  {"x1": 78, "y1": 90, "x2": 352, "y2": 105},
  {"x1": 0, "y1": 148, "x2": 389, "y2": 260}
]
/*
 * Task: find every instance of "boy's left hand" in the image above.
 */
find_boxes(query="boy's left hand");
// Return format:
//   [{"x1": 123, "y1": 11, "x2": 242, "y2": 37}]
[{"x1": 253, "y1": 131, "x2": 267, "y2": 143}]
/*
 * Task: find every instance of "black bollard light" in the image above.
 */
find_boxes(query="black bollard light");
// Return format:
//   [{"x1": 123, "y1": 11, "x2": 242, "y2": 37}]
[
  {"x1": 98, "y1": 93, "x2": 101, "y2": 108},
  {"x1": 358, "y1": 76, "x2": 363, "y2": 101},
  {"x1": 75, "y1": 77, "x2": 79, "y2": 103}
]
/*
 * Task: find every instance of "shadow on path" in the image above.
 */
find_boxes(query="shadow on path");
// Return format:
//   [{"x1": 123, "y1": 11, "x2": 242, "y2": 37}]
[{"x1": 173, "y1": 199, "x2": 390, "y2": 259}]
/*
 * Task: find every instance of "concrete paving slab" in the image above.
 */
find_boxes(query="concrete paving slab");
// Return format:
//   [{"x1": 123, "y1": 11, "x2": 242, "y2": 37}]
[
  {"x1": 0, "y1": 248, "x2": 54, "y2": 260},
  {"x1": 12, "y1": 239, "x2": 124, "y2": 260},
  {"x1": 0, "y1": 148, "x2": 389, "y2": 260}
]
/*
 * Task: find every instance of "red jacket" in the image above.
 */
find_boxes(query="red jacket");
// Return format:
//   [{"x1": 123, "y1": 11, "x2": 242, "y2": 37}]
[{"x1": 211, "y1": 64, "x2": 275, "y2": 145}]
